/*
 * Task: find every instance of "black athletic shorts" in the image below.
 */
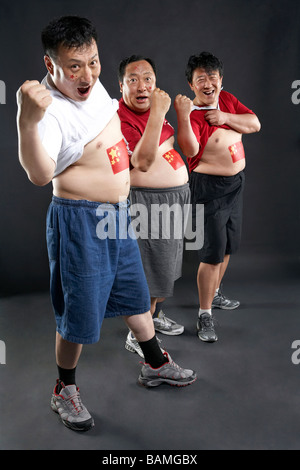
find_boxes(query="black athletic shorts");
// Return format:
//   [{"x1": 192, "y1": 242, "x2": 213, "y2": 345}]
[{"x1": 189, "y1": 170, "x2": 245, "y2": 264}]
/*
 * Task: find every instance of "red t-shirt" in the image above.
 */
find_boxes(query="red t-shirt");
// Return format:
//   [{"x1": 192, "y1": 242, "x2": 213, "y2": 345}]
[
  {"x1": 118, "y1": 98, "x2": 174, "y2": 154},
  {"x1": 189, "y1": 90, "x2": 255, "y2": 171}
]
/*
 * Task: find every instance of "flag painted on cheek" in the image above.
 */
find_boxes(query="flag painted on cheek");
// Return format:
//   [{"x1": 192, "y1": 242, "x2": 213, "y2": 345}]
[
  {"x1": 106, "y1": 139, "x2": 130, "y2": 174},
  {"x1": 228, "y1": 141, "x2": 245, "y2": 163},
  {"x1": 162, "y1": 149, "x2": 185, "y2": 170}
]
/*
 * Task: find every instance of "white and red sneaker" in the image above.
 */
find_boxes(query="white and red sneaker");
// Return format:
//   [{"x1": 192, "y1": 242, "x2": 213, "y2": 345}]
[
  {"x1": 51, "y1": 380, "x2": 94, "y2": 432},
  {"x1": 138, "y1": 352, "x2": 197, "y2": 388}
]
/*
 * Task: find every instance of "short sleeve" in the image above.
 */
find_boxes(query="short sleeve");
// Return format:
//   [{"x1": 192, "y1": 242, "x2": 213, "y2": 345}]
[
  {"x1": 120, "y1": 123, "x2": 142, "y2": 154},
  {"x1": 38, "y1": 114, "x2": 62, "y2": 164},
  {"x1": 226, "y1": 92, "x2": 255, "y2": 115}
]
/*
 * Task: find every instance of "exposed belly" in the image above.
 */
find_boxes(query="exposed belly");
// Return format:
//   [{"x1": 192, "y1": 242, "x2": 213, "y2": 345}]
[
  {"x1": 130, "y1": 138, "x2": 189, "y2": 188},
  {"x1": 193, "y1": 128, "x2": 246, "y2": 176},
  {"x1": 52, "y1": 114, "x2": 130, "y2": 203}
]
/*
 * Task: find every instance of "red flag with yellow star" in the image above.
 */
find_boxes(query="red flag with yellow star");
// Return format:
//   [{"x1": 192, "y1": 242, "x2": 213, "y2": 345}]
[
  {"x1": 162, "y1": 149, "x2": 185, "y2": 170},
  {"x1": 106, "y1": 139, "x2": 129, "y2": 174},
  {"x1": 228, "y1": 141, "x2": 245, "y2": 163}
]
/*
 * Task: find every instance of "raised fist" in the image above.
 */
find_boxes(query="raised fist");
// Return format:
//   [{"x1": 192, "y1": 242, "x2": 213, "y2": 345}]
[
  {"x1": 17, "y1": 80, "x2": 52, "y2": 128},
  {"x1": 150, "y1": 87, "x2": 171, "y2": 116},
  {"x1": 174, "y1": 94, "x2": 193, "y2": 117}
]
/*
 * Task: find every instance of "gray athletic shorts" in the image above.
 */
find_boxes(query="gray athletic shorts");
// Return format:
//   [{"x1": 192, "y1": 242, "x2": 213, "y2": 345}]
[{"x1": 129, "y1": 184, "x2": 190, "y2": 298}]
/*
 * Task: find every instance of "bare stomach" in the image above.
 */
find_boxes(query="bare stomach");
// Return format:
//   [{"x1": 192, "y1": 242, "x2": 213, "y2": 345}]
[
  {"x1": 130, "y1": 137, "x2": 189, "y2": 188},
  {"x1": 52, "y1": 114, "x2": 130, "y2": 203},
  {"x1": 193, "y1": 128, "x2": 246, "y2": 176}
]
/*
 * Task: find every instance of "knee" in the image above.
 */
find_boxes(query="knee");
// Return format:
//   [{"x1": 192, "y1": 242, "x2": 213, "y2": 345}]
[{"x1": 124, "y1": 311, "x2": 154, "y2": 341}]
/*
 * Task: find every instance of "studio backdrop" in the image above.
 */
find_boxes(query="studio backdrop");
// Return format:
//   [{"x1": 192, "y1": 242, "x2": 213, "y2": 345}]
[{"x1": 0, "y1": 0, "x2": 299, "y2": 296}]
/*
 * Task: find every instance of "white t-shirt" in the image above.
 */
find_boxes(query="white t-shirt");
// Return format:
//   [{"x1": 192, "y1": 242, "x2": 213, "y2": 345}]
[{"x1": 38, "y1": 75, "x2": 119, "y2": 177}]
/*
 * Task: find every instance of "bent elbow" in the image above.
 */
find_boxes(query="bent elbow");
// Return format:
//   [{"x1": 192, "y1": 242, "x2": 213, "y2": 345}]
[
  {"x1": 186, "y1": 150, "x2": 199, "y2": 159},
  {"x1": 28, "y1": 172, "x2": 53, "y2": 187},
  {"x1": 178, "y1": 141, "x2": 199, "y2": 159},
  {"x1": 131, "y1": 156, "x2": 154, "y2": 172},
  {"x1": 135, "y1": 162, "x2": 152, "y2": 172},
  {"x1": 251, "y1": 116, "x2": 261, "y2": 133}
]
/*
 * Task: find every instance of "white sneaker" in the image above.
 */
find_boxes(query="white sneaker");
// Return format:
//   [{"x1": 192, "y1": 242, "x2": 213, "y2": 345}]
[
  {"x1": 153, "y1": 310, "x2": 184, "y2": 335},
  {"x1": 125, "y1": 331, "x2": 165, "y2": 358},
  {"x1": 125, "y1": 331, "x2": 144, "y2": 357}
]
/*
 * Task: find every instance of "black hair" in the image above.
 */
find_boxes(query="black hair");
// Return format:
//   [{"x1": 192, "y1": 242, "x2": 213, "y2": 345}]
[
  {"x1": 41, "y1": 16, "x2": 98, "y2": 59},
  {"x1": 185, "y1": 52, "x2": 224, "y2": 83},
  {"x1": 118, "y1": 55, "x2": 157, "y2": 82}
]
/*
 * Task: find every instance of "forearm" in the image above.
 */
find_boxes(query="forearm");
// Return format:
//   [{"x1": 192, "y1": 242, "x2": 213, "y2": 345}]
[
  {"x1": 224, "y1": 113, "x2": 261, "y2": 134},
  {"x1": 131, "y1": 111, "x2": 165, "y2": 172},
  {"x1": 176, "y1": 116, "x2": 199, "y2": 158},
  {"x1": 17, "y1": 124, "x2": 56, "y2": 186}
]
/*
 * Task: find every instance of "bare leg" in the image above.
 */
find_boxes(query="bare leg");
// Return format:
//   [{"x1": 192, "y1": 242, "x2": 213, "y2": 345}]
[
  {"x1": 124, "y1": 310, "x2": 155, "y2": 343},
  {"x1": 196, "y1": 262, "x2": 220, "y2": 342},
  {"x1": 217, "y1": 254, "x2": 230, "y2": 289},
  {"x1": 150, "y1": 298, "x2": 157, "y2": 316},
  {"x1": 197, "y1": 255, "x2": 231, "y2": 309},
  {"x1": 55, "y1": 331, "x2": 82, "y2": 369},
  {"x1": 197, "y1": 262, "x2": 221, "y2": 309},
  {"x1": 150, "y1": 297, "x2": 166, "y2": 316}
]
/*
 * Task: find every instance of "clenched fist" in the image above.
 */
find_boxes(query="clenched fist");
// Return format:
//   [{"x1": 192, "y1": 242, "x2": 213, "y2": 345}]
[
  {"x1": 17, "y1": 80, "x2": 52, "y2": 128},
  {"x1": 174, "y1": 94, "x2": 193, "y2": 117},
  {"x1": 150, "y1": 88, "x2": 171, "y2": 116},
  {"x1": 204, "y1": 109, "x2": 227, "y2": 126}
]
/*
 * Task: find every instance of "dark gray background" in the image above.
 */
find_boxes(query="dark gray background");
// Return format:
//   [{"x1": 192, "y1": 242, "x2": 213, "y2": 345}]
[
  {"x1": 0, "y1": 0, "x2": 299, "y2": 295},
  {"x1": 1, "y1": 0, "x2": 300, "y2": 452}
]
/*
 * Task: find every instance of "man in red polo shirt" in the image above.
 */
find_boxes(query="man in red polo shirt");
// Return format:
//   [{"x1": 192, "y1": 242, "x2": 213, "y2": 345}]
[
  {"x1": 175, "y1": 52, "x2": 261, "y2": 342},
  {"x1": 118, "y1": 55, "x2": 189, "y2": 356}
]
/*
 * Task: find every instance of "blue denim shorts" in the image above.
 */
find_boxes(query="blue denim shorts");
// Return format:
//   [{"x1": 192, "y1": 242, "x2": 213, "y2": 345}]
[{"x1": 46, "y1": 196, "x2": 151, "y2": 344}]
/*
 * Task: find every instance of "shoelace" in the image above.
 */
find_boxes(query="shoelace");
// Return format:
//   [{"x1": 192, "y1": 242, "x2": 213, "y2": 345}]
[
  {"x1": 162, "y1": 357, "x2": 190, "y2": 379},
  {"x1": 218, "y1": 292, "x2": 230, "y2": 304},
  {"x1": 65, "y1": 390, "x2": 84, "y2": 414},
  {"x1": 157, "y1": 312, "x2": 175, "y2": 328},
  {"x1": 168, "y1": 359, "x2": 182, "y2": 372},
  {"x1": 200, "y1": 315, "x2": 216, "y2": 331},
  {"x1": 160, "y1": 317, "x2": 172, "y2": 327}
]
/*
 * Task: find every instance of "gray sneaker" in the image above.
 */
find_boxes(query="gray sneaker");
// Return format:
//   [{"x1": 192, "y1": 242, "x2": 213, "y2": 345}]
[
  {"x1": 138, "y1": 352, "x2": 197, "y2": 387},
  {"x1": 197, "y1": 313, "x2": 218, "y2": 342},
  {"x1": 51, "y1": 380, "x2": 94, "y2": 432},
  {"x1": 153, "y1": 310, "x2": 184, "y2": 336},
  {"x1": 212, "y1": 289, "x2": 240, "y2": 310}
]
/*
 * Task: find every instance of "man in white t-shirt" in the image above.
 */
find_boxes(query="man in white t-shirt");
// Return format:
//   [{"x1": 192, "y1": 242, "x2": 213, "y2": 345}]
[{"x1": 16, "y1": 16, "x2": 196, "y2": 433}]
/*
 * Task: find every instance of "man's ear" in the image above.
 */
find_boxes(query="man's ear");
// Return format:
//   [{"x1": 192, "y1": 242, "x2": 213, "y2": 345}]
[
  {"x1": 188, "y1": 81, "x2": 194, "y2": 92},
  {"x1": 119, "y1": 81, "x2": 123, "y2": 93},
  {"x1": 44, "y1": 55, "x2": 54, "y2": 75}
]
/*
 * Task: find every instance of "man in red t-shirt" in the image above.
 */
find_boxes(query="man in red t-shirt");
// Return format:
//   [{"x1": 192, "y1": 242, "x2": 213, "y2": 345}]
[
  {"x1": 118, "y1": 55, "x2": 190, "y2": 356},
  {"x1": 175, "y1": 52, "x2": 261, "y2": 342}
]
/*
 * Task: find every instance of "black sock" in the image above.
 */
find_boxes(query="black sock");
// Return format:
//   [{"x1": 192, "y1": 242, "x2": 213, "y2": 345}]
[
  {"x1": 57, "y1": 365, "x2": 77, "y2": 388},
  {"x1": 138, "y1": 336, "x2": 167, "y2": 368}
]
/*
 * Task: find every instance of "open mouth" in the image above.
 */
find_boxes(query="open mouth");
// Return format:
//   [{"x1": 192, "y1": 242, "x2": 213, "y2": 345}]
[
  {"x1": 136, "y1": 95, "x2": 148, "y2": 103},
  {"x1": 77, "y1": 86, "x2": 91, "y2": 96},
  {"x1": 203, "y1": 90, "x2": 214, "y2": 96}
]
